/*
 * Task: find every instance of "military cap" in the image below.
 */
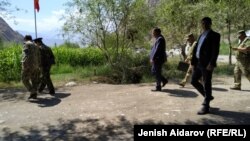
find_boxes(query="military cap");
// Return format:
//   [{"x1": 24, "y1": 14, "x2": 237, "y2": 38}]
[
  {"x1": 24, "y1": 35, "x2": 32, "y2": 41},
  {"x1": 33, "y1": 37, "x2": 43, "y2": 42},
  {"x1": 238, "y1": 30, "x2": 246, "y2": 35}
]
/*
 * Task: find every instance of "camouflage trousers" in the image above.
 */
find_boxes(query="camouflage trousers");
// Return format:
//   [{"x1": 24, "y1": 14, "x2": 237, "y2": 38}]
[
  {"x1": 180, "y1": 65, "x2": 192, "y2": 84},
  {"x1": 233, "y1": 59, "x2": 250, "y2": 88},
  {"x1": 21, "y1": 68, "x2": 40, "y2": 94}
]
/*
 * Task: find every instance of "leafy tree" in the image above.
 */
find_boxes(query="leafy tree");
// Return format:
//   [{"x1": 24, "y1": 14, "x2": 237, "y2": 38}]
[
  {"x1": 0, "y1": 0, "x2": 11, "y2": 15},
  {"x1": 155, "y1": 0, "x2": 250, "y2": 64},
  {"x1": 0, "y1": 0, "x2": 25, "y2": 31},
  {"x1": 154, "y1": 0, "x2": 205, "y2": 49},
  {"x1": 208, "y1": 0, "x2": 250, "y2": 64},
  {"x1": 0, "y1": 0, "x2": 15, "y2": 19},
  {"x1": 62, "y1": 0, "x2": 154, "y2": 83}
]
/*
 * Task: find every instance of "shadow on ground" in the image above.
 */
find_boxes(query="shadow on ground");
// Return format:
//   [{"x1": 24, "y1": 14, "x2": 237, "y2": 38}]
[
  {"x1": 28, "y1": 93, "x2": 71, "y2": 107},
  {"x1": 1, "y1": 111, "x2": 250, "y2": 141},
  {"x1": 0, "y1": 88, "x2": 27, "y2": 101},
  {"x1": 161, "y1": 89, "x2": 198, "y2": 98},
  {"x1": 28, "y1": 97, "x2": 62, "y2": 107},
  {"x1": 212, "y1": 87, "x2": 228, "y2": 92}
]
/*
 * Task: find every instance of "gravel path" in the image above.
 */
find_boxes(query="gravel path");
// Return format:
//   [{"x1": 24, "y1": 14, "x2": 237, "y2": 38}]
[{"x1": 0, "y1": 76, "x2": 249, "y2": 140}]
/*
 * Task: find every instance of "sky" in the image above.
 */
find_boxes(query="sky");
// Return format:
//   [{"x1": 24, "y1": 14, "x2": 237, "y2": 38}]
[{"x1": 3, "y1": 0, "x2": 69, "y2": 38}]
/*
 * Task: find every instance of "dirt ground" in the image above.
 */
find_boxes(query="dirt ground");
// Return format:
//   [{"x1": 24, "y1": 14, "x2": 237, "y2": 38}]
[{"x1": 0, "y1": 76, "x2": 250, "y2": 141}]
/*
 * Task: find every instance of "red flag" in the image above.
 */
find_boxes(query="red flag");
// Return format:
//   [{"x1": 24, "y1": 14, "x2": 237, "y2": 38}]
[{"x1": 34, "y1": 0, "x2": 40, "y2": 12}]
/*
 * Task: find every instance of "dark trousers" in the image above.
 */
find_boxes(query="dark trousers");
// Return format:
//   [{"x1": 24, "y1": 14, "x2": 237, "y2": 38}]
[
  {"x1": 191, "y1": 64, "x2": 213, "y2": 107},
  {"x1": 152, "y1": 61, "x2": 166, "y2": 89},
  {"x1": 39, "y1": 67, "x2": 55, "y2": 93}
]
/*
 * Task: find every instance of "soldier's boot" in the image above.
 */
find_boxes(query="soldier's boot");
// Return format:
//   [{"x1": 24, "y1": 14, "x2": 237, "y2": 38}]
[
  {"x1": 178, "y1": 81, "x2": 186, "y2": 87},
  {"x1": 230, "y1": 73, "x2": 241, "y2": 90},
  {"x1": 28, "y1": 89, "x2": 37, "y2": 99},
  {"x1": 179, "y1": 72, "x2": 191, "y2": 87},
  {"x1": 230, "y1": 74, "x2": 241, "y2": 90},
  {"x1": 230, "y1": 86, "x2": 241, "y2": 90}
]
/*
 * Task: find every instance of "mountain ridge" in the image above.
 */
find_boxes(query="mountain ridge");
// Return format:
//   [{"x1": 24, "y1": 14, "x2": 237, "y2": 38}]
[
  {"x1": 0, "y1": 17, "x2": 23, "y2": 43},
  {"x1": 0, "y1": 17, "x2": 65, "y2": 46}
]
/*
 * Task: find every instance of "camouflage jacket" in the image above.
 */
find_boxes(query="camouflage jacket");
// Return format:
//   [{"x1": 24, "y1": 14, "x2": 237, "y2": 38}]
[
  {"x1": 186, "y1": 41, "x2": 197, "y2": 61},
  {"x1": 22, "y1": 41, "x2": 41, "y2": 70},
  {"x1": 236, "y1": 37, "x2": 250, "y2": 60}
]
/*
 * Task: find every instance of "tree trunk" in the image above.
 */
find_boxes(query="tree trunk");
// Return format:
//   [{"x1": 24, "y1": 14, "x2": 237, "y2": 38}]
[{"x1": 227, "y1": 18, "x2": 232, "y2": 65}]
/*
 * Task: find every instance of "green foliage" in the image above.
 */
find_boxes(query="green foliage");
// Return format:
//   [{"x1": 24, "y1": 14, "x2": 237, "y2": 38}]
[
  {"x1": 0, "y1": 37, "x2": 3, "y2": 49},
  {"x1": 98, "y1": 50, "x2": 150, "y2": 84},
  {"x1": 0, "y1": 44, "x2": 105, "y2": 82},
  {"x1": 53, "y1": 46, "x2": 105, "y2": 66},
  {"x1": 164, "y1": 57, "x2": 185, "y2": 80},
  {"x1": 219, "y1": 42, "x2": 230, "y2": 55},
  {"x1": 214, "y1": 63, "x2": 234, "y2": 75},
  {"x1": 51, "y1": 64, "x2": 74, "y2": 74},
  {"x1": 51, "y1": 65, "x2": 98, "y2": 79},
  {"x1": 0, "y1": 44, "x2": 22, "y2": 82},
  {"x1": 0, "y1": 43, "x2": 236, "y2": 84},
  {"x1": 62, "y1": 41, "x2": 80, "y2": 48}
]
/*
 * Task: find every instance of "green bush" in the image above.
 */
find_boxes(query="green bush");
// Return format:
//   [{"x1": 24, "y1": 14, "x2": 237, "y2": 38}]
[
  {"x1": 214, "y1": 63, "x2": 234, "y2": 75},
  {"x1": 0, "y1": 44, "x2": 22, "y2": 82},
  {"x1": 105, "y1": 50, "x2": 150, "y2": 84},
  {"x1": 53, "y1": 47, "x2": 105, "y2": 66},
  {"x1": 0, "y1": 45, "x2": 105, "y2": 82}
]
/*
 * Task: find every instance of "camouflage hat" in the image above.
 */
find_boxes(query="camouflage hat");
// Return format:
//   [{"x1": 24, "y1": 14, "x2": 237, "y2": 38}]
[
  {"x1": 33, "y1": 37, "x2": 43, "y2": 42},
  {"x1": 238, "y1": 30, "x2": 245, "y2": 35}
]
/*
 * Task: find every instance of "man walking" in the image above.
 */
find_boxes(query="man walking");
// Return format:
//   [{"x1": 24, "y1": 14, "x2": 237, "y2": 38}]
[
  {"x1": 150, "y1": 27, "x2": 168, "y2": 91},
  {"x1": 33, "y1": 38, "x2": 55, "y2": 95},
  {"x1": 22, "y1": 35, "x2": 40, "y2": 99},
  {"x1": 179, "y1": 33, "x2": 197, "y2": 87},
  {"x1": 191, "y1": 17, "x2": 220, "y2": 115},
  {"x1": 230, "y1": 30, "x2": 250, "y2": 90}
]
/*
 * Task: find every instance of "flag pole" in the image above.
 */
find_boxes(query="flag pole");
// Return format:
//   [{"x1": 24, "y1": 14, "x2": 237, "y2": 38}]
[{"x1": 34, "y1": 7, "x2": 37, "y2": 38}]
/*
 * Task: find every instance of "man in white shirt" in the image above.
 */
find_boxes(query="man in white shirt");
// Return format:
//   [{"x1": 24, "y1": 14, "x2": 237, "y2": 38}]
[{"x1": 191, "y1": 17, "x2": 221, "y2": 115}]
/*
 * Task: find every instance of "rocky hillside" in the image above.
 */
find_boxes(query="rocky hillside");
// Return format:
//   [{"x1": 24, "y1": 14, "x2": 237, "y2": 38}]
[{"x1": 0, "y1": 17, "x2": 23, "y2": 43}]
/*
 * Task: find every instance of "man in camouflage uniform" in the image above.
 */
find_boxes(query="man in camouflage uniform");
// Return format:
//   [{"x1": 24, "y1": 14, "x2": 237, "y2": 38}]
[
  {"x1": 22, "y1": 35, "x2": 41, "y2": 99},
  {"x1": 179, "y1": 33, "x2": 197, "y2": 87},
  {"x1": 33, "y1": 38, "x2": 55, "y2": 95},
  {"x1": 230, "y1": 30, "x2": 250, "y2": 90}
]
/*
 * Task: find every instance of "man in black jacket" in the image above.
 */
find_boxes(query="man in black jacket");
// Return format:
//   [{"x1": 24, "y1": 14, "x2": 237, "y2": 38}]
[
  {"x1": 34, "y1": 38, "x2": 56, "y2": 95},
  {"x1": 150, "y1": 27, "x2": 168, "y2": 91},
  {"x1": 191, "y1": 17, "x2": 220, "y2": 115}
]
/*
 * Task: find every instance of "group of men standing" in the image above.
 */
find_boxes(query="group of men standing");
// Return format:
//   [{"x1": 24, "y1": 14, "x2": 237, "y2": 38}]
[
  {"x1": 150, "y1": 16, "x2": 250, "y2": 115},
  {"x1": 22, "y1": 35, "x2": 55, "y2": 99}
]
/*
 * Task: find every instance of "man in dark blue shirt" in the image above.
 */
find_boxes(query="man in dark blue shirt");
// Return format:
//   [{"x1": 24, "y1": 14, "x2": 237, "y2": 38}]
[{"x1": 150, "y1": 27, "x2": 168, "y2": 91}]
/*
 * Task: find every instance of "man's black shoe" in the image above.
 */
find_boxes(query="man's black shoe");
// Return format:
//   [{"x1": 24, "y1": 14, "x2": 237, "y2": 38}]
[
  {"x1": 210, "y1": 96, "x2": 214, "y2": 101},
  {"x1": 28, "y1": 94, "x2": 37, "y2": 99},
  {"x1": 49, "y1": 92, "x2": 55, "y2": 96},
  {"x1": 202, "y1": 95, "x2": 214, "y2": 101},
  {"x1": 162, "y1": 79, "x2": 168, "y2": 87},
  {"x1": 197, "y1": 106, "x2": 210, "y2": 115},
  {"x1": 151, "y1": 89, "x2": 161, "y2": 92}
]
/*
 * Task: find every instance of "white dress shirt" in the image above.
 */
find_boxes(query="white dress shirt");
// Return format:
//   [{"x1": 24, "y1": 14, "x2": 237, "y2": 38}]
[{"x1": 196, "y1": 30, "x2": 210, "y2": 59}]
